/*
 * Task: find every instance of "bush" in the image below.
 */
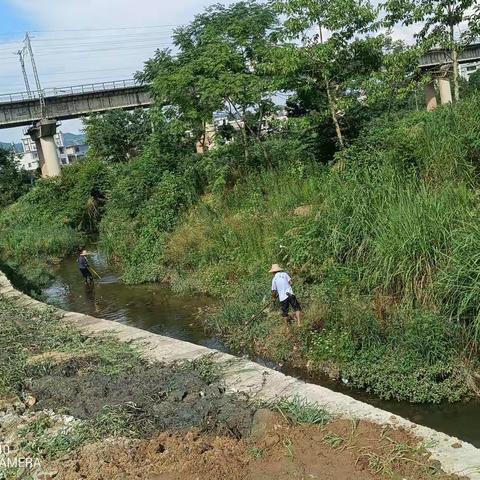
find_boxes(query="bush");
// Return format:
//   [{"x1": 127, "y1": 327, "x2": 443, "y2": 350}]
[{"x1": 0, "y1": 158, "x2": 112, "y2": 285}]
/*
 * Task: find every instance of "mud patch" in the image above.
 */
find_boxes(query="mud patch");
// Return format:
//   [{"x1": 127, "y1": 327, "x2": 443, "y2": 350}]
[{"x1": 26, "y1": 360, "x2": 254, "y2": 438}]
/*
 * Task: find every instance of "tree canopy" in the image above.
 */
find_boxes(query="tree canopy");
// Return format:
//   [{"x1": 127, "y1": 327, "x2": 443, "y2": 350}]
[{"x1": 0, "y1": 148, "x2": 32, "y2": 208}]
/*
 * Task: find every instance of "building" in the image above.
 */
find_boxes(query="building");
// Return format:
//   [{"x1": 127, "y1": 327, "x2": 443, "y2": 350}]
[
  {"x1": 196, "y1": 108, "x2": 289, "y2": 153},
  {"x1": 459, "y1": 60, "x2": 480, "y2": 80},
  {"x1": 15, "y1": 131, "x2": 88, "y2": 172}
]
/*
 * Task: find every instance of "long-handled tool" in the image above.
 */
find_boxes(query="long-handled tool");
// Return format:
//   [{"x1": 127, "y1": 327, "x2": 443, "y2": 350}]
[
  {"x1": 247, "y1": 298, "x2": 275, "y2": 324},
  {"x1": 88, "y1": 266, "x2": 102, "y2": 280}
]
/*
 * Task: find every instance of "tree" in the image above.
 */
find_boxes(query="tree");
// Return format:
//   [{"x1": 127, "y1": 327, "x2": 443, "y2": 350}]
[
  {"x1": 84, "y1": 109, "x2": 151, "y2": 163},
  {"x1": 0, "y1": 148, "x2": 32, "y2": 208},
  {"x1": 138, "y1": 1, "x2": 282, "y2": 162},
  {"x1": 384, "y1": 0, "x2": 480, "y2": 102},
  {"x1": 275, "y1": 0, "x2": 379, "y2": 148},
  {"x1": 360, "y1": 39, "x2": 426, "y2": 112}
]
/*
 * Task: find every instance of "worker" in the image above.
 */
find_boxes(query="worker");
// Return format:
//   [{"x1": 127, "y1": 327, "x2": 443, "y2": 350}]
[
  {"x1": 78, "y1": 248, "x2": 94, "y2": 285},
  {"x1": 270, "y1": 263, "x2": 302, "y2": 326}
]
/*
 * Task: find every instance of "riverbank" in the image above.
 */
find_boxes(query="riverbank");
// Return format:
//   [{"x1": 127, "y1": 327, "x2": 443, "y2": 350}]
[
  {"x1": 1, "y1": 270, "x2": 479, "y2": 479},
  {"x1": 4, "y1": 98, "x2": 480, "y2": 405},
  {"x1": 18, "y1": 249, "x2": 478, "y2": 447}
]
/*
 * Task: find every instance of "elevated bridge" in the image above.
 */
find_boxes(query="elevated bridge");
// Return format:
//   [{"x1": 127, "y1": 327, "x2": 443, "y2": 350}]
[
  {"x1": 419, "y1": 42, "x2": 480, "y2": 71},
  {"x1": 0, "y1": 79, "x2": 153, "y2": 177},
  {"x1": 419, "y1": 42, "x2": 480, "y2": 111},
  {"x1": 0, "y1": 79, "x2": 152, "y2": 129}
]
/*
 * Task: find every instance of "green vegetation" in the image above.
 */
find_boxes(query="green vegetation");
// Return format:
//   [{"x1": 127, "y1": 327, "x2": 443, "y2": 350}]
[
  {"x1": 0, "y1": 148, "x2": 32, "y2": 209},
  {"x1": 273, "y1": 396, "x2": 331, "y2": 425},
  {"x1": 0, "y1": 158, "x2": 111, "y2": 288},
  {"x1": 0, "y1": 296, "x2": 139, "y2": 396},
  {"x1": 1, "y1": 0, "x2": 480, "y2": 404},
  {"x1": 0, "y1": 296, "x2": 249, "y2": 461}
]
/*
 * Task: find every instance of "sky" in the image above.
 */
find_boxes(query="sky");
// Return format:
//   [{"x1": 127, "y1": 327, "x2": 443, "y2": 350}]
[
  {"x1": 0, "y1": 0, "x2": 414, "y2": 143},
  {"x1": 0, "y1": 0, "x2": 238, "y2": 142}
]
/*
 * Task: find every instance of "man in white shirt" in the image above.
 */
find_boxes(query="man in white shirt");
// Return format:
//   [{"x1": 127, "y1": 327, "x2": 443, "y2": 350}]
[{"x1": 270, "y1": 263, "x2": 302, "y2": 326}]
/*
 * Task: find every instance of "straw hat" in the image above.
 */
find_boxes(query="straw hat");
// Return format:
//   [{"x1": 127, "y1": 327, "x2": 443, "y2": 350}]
[{"x1": 269, "y1": 263, "x2": 283, "y2": 273}]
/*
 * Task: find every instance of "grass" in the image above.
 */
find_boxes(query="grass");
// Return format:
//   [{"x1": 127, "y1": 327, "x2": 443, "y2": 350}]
[
  {"x1": 249, "y1": 446, "x2": 265, "y2": 459},
  {"x1": 180, "y1": 354, "x2": 221, "y2": 383},
  {"x1": 158, "y1": 99, "x2": 480, "y2": 403},
  {"x1": 272, "y1": 396, "x2": 331, "y2": 426},
  {"x1": 282, "y1": 437, "x2": 294, "y2": 459},
  {"x1": 323, "y1": 432, "x2": 345, "y2": 449},
  {"x1": 2, "y1": 96, "x2": 480, "y2": 404},
  {"x1": 0, "y1": 158, "x2": 112, "y2": 288},
  {"x1": 0, "y1": 295, "x2": 140, "y2": 396}
]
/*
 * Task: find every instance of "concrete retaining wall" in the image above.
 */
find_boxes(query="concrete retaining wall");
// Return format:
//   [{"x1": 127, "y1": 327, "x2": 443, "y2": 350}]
[{"x1": 1, "y1": 270, "x2": 479, "y2": 478}]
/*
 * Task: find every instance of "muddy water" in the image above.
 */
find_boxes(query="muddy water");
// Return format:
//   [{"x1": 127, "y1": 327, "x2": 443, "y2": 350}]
[
  {"x1": 41, "y1": 249, "x2": 480, "y2": 448},
  {"x1": 42, "y1": 249, "x2": 224, "y2": 351}
]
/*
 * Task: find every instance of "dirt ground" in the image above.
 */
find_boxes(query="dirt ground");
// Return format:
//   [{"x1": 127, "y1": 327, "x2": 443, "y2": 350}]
[
  {"x1": 0, "y1": 349, "x2": 465, "y2": 480},
  {"x1": 51, "y1": 413, "x2": 463, "y2": 480}
]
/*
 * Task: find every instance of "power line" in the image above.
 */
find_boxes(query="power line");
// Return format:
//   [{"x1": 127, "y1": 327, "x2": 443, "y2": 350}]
[
  {"x1": 1, "y1": 67, "x2": 140, "y2": 79},
  {"x1": 32, "y1": 32, "x2": 175, "y2": 42},
  {"x1": 0, "y1": 25, "x2": 180, "y2": 37},
  {"x1": 0, "y1": 48, "x2": 167, "y2": 62},
  {"x1": 0, "y1": 38, "x2": 174, "y2": 53},
  {"x1": 33, "y1": 42, "x2": 173, "y2": 53}
]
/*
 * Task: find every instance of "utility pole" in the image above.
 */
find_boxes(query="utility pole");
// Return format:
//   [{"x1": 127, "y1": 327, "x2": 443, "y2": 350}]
[
  {"x1": 24, "y1": 32, "x2": 45, "y2": 117},
  {"x1": 15, "y1": 47, "x2": 32, "y2": 98}
]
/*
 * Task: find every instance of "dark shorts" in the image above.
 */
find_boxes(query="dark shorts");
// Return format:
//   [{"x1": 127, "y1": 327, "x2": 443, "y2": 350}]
[
  {"x1": 80, "y1": 267, "x2": 93, "y2": 280},
  {"x1": 280, "y1": 294, "x2": 302, "y2": 317}
]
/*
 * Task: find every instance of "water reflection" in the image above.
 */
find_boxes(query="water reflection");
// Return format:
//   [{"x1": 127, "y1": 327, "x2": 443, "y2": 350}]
[{"x1": 42, "y1": 248, "x2": 224, "y2": 348}]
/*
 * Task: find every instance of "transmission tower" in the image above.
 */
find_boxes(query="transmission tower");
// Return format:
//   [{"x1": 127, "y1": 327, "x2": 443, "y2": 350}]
[
  {"x1": 15, "y1": 47, "x2": 32, "y2": 98},
  {"x1": 24, "y1": 32, "x2": 45, "y2": 117}
]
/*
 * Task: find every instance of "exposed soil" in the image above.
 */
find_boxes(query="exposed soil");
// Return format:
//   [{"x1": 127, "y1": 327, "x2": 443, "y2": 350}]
[
  {"x1": 0, "y1": 341, "x2": 466, "y2": 480},
  {"x1": 50, "y1": 414, "x2": 463, "y2": 480},
  {"x1": 25, "y1": 357, "x2": 254, "y2": 438}
]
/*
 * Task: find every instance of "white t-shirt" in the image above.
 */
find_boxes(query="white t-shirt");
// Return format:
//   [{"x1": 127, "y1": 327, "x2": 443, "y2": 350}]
[{"x1": 272, "y1": 272, "x2": 293, "y2": 302}]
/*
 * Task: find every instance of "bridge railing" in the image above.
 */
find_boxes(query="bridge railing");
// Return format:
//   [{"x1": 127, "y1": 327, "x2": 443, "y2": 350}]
[{"x1": 0, "y1": 79, "x2": 143, "y2": 104}]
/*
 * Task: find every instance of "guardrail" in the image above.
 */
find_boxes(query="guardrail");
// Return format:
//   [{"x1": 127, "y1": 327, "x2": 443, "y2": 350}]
[
  {"x1": 0, "y1": 79, "x2": 143, "y2": 104},
  {"x1": 419, "y1": 42, "x2": 480, "y2": 68}
]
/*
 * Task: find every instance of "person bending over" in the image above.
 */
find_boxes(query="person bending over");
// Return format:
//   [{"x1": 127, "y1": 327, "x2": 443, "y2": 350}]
[{"x1": 270, "y1": 263, "x2": 302, "y2": 326}]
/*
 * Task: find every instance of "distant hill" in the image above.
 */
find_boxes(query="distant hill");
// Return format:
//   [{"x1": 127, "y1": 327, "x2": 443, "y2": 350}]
[
  {"x1": 62, "y1": 132, "x2": 86, "y2": 146},
  {"x1": 0, "y1": 142, "x2": 22, "y2": 153}
]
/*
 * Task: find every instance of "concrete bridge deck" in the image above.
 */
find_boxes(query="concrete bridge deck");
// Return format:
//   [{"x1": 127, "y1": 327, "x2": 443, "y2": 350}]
[
  {"x1": 0, "y1": 79, "x2": 153, "y2": 129},
  {"x1": 419, "y1": 42, "x2": 480, "y2": 69},
  {"x1": 0, "y1": 270, "x2": 479, "y2": 479}
]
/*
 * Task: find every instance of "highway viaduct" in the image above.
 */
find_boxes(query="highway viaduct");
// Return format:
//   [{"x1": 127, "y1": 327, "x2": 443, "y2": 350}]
[
  {"x1": 419, "y1": 42, "x2": 480, "y2": 110},
  {"x1": 0, "y1": 79, "x2": 152, "y2": 177}
]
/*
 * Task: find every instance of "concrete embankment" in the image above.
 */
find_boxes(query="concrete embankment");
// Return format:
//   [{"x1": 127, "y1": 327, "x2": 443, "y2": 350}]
[{"x1": 1, "y1": 270, "x2": 479, "y2": 479}]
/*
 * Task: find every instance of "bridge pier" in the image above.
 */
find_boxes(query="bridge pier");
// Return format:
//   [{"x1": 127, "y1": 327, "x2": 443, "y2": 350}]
[
  {"x1": 424, "y1": 81, "x2": 437, "y2": 111},
  {"x1": 423, "y1": 76, "x2": 453, "y2": 111},
  {"x1": 27, "y1": 119, "x2": 61, "y2": 177},
  {"x1": 438, "y1": 77, "x2": 453, "y2": 105}
]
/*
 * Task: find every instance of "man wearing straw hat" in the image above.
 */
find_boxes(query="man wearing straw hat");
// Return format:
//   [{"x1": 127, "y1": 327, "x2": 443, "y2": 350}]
[
  {"x1": 270, "y1": 264, "x2": 302, "y2": 326},
  {"x1": 78, "y1": 248, "x2": 94, "y2": 286}
]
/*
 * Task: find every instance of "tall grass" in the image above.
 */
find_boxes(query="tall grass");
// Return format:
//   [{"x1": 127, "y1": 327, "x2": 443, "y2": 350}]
[
  {"x1": 161, "y1": 96, "x2": 480, "y2": 402},
  {"x1": 2, "y1": 95, "x2": 480, "y2": 402},
  {"x1": 0, "y1": 158, "x2": 112, "y2": 285}
]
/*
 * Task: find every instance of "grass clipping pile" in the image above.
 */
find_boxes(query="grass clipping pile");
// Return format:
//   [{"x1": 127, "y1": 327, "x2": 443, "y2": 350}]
[{"x1": 0, "y1": 296, "x2": 465, "y2": 480}]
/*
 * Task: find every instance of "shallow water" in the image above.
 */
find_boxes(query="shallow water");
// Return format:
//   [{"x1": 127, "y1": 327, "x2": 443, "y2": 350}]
[
  {"x1": 41, "y1": 249, "x2": 480, "y2": 447},
  {"x1": 42, "y1": 249, "x2": 224, "y2": 351}
]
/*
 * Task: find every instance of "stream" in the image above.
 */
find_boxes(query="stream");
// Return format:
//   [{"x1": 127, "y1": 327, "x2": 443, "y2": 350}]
[{"x1": 40, "y1": 248, "x2": 480, "y2": 448}]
